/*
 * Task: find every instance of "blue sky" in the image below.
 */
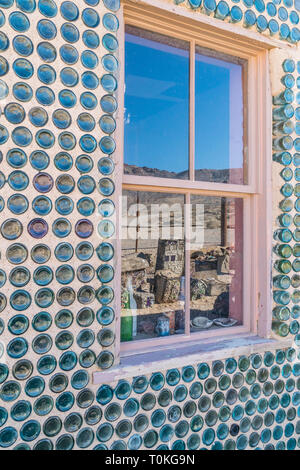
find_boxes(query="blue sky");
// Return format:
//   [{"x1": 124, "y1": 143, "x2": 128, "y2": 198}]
[{"x1": 124, "y1": 31, "x2": 244, "y2": 175}]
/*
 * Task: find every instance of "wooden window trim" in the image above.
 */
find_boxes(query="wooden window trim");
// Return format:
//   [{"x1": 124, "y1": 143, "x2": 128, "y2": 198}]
[{"x1": 114, "y1": 0, "x2": 274, "y2": 360}]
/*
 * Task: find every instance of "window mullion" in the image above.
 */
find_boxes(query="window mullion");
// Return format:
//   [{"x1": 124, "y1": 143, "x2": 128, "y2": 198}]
[{"x1": 189, "y1": 40, "x2": 195, "y2": 182}]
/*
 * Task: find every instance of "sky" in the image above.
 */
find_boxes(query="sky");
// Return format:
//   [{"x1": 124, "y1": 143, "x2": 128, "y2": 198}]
[{"x1": 124, "y1": 31, "x2": 244, "y2": 176}]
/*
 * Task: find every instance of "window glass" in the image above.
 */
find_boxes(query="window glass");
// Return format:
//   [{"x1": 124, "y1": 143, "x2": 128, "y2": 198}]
[
  {"x1": 190, "y1": 195, "x2": 244, "y2": 330},
  {"x1": 195, "y1": 47, "x2": 246, "y2": 184},
  {"x1": 124, "y1": 26, "x2": 190, "y2": 179}
]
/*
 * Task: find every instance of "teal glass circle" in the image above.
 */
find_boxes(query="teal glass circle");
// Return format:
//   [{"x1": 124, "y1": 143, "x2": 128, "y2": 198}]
[
  {"x1": 77, "y1": 307, "x2": 94, "y2": 327},
  {"x1": 35, "y1": 128, "x2": 55, "y2": 148},
  {"x1": 33, "y1": 266, "x2": 53, "y2": 286},
  {"x1": 58, "y1": 131, "x2": 76, "y2": 150},
  {"x1": 7, "y1": 170, "x2": 29, "y2": 191},
  {"x1": 30, "y1": 150, "x2": 49, "y2": 170},
  {"x1": 71, "y1": 370, "x2": 89, "y2": 390},
  {"x1": 59, "y1": 89, "x2": 76, "y2": 108},
  {"x1": 13, "y1": 58, "x2": 33, "y2": 79},
  {"x1": 10, "y1": 290, "x2": 31, "y2": 311},
  {"x1": 100, "y1": 94, "x2": 117, "y2": 114},
  {"x1": 99, "y1": 136, "x2": 116, "y2": 155},
  {"x1": 101, "y1": 73, "x2": 117, "y2": 92},
  {"x1": 76, "y1": 155, "x2": 94, "y2": 173},
  {"x1": 80, "y1": 91, "x2": 97, "y2": 109},
  {"x1": 43, "y1": 416, "x2": 62, "y2": 438},
  {"x1": 56, "y1": 391, "x2": 75, "y2": 412},
  {"x1": 0, "y1": 380, "x2": 21, "y2": 401},
  {"x1": 96, "y1": 285, "x2": 114, "y2": 305},
  {"x1": 56, "y1": 174, "x2": 75, "y2": 193},
  {"x1": 79, "y1": 349, "x2": 96, "y2": 368},
  {"x1": 37, "y1": 64, "x2": 56, "y2": 85},
  {"x1": 63, "y1": 412, "x2": 82, "y2": 433},
  {"x1": 37, "y1": 41, "x2": 57, "y2": 62},
  {"x1": 12, "y1": 127, "x2": 32, "y2": 147},
  {"x1": 13, "y1": 81, "x2": 32, "y2": 102},
  {"x1": 60, "y1": 1, "x2": 79, "y2": 21},
  {"x1": 98, "y1": 199, "x2": 115, "y2": 217},
  {"x1": 29, "y1": 107, "x2": 48, "y2": 127},
  {"x1": 77, "y1": 264, "x2": 95, "y2": 283},
  {"x1": 11, "y1": 400, "x2": 32, "y2": 421},
  {"x1": 0, "y1": 427, "x2": 18, "y2": 448},
  {"x1": 55, "y1": 434, "x2": 74, "y2": 450},
  {"x1": 55, "y1": 265, "x2": 75, "y2": 284},
  {"x1": 61, "y1": 22, "x2": 79, "y2": 43},
  {"x1": 77, "y1": 114, "x2": 95, "y2": 133},
  {"x1": 38, "y1": 0, "x2": 57, "y2": 17},
  {"x1": 32, "y1": 311, "x2": 52, "y2": 332},
  {"x1": 52, "y1": 108, "x2": 71, "y2": 129},
  {"x1": 96, "y1": 351, "x2": 114, "y2": 369},
  {"x1": 60, "y1": 66, "x2": 78, "y2": 87},
  {"x1": 8, "y1": 314, "x2": 29, "y2": 335},
  {"x1": 31, "y1": 244, "x2": 51, "y2": 264},
  {"x1": 5, "y1": 103, "x2": 25, "y2": 125},
  {"x1": 32, "y1": 195, "x2": 52, "y2": 216},
  {"x1": 5, "y1": 199, "x2": 22, "y2": 220},
  {"x1": 76, "y1": 427, "x2": 94, "y2": 449},
  {"x1": 52, "y1": 218, "x2": 72, "y2": 237},
  {"x1": 59, "y1": 351, "x2": 77, "y2": 371},
  {"x1": 55, "y1": 309, "x2": 73, "y2": 329},
  {"x1": 79, "y1": 133, "x2": 97, "y2": 153},
  {"x1": 78, "y1": 175, "x2": 95, "y2": 194},
  {"x1": 34, "y1": 288, "x2": 54, "y2": 308},
  {"x1": 103, "y1": 13, "x2": 119, "y2": 31},
  {"x1": 76, "y1": 241, "x2": 94, "y2": 260},
  {"x1": 81, "y1": 49, "x2": 98, "y2": 69},
  {"x1": 54, "y1": 152, "x2": 73, "y2": 171},
  {"x1": 60, "y1": 44, "x2": 78, "y2": 65},
  {"x1": 37, "y1": 18, "x2": 57, "y2": 40},
  {"x1": 56, "y1": 286, "x2": 75, "y2": 306},
  {"x1": 82, "y1": 29, "x2": 99, "y2": 48},
  {"x1": 55, "y1": 196, "x2": 74, "y2": 215},
  {"x1": 0, "y1": 79, "x2": 8, "y2": 99},
  {"x1": 13, "y1": 35, "x2": 33, "y2": 56},
  {"x1": 96, "y1": 242, "x2": 114, "y2": 262},
  {"x1": 77, "y1": 197, "x2": 95, "y2": 216}
]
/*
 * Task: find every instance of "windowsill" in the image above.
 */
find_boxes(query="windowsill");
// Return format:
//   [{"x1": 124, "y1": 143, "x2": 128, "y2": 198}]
[{"x1": 93, "y1": 333, "x2": 293, "y2": 385}]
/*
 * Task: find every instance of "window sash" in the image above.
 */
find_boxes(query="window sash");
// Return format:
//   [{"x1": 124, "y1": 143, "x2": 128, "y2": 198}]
[{"x1": 124, "y1": 28, "x2": 249, "y2": 190}]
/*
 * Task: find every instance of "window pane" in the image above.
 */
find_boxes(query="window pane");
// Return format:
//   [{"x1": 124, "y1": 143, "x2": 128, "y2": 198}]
[
  {"x1": 195, "y1": 47, "x2": 246, "y2": 184},
  {"x1": 124, "y1": 26, "x2": 190, "y2": 179},
  {"x1": 121, "y1": 191, "x2": 185, "y2": 342},
  {"x1": 190, "y1": 195, "x2": 243, "y2": 330}
]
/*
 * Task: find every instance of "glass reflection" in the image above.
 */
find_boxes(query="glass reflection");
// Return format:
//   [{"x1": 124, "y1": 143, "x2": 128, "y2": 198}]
[
  {"x1": 124, "y1": 26, "x2": 189, "y2": 179},
  {"x1": 195, "y1": 47, "x2": 246, "y2": 184}
]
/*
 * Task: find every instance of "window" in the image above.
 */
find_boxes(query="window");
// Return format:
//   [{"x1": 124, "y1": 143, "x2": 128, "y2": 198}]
[{"x1": 119, "y1": 3, "x2": 272, "y2": 356}]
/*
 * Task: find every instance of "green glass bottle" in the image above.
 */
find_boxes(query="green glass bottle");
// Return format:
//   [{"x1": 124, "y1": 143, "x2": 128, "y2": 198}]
[
  {"x1": 273, "y1": 152, "x2": 292, "y2": 165},
  {"x1": 272, "y1": 306, "x2": 290, "y2": 321},
  {"x1": 273, "y1": 275, "x2": 291, "y2": 289},
  {"x1": 273, "y1": 290, "x2": 290, "y2": 305},
  {"x1": 273, "y1": 244, "x2": 292, "y2": 258},
  {"x1": 121, "y1": 287, "x2": 133, "y2": 342},
  {"x1": 273, "y1": 229, "x2": 293, "y2": 243},
  {"x1": 274, "y1": 259, "x2": 291, "y2": 274}
]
